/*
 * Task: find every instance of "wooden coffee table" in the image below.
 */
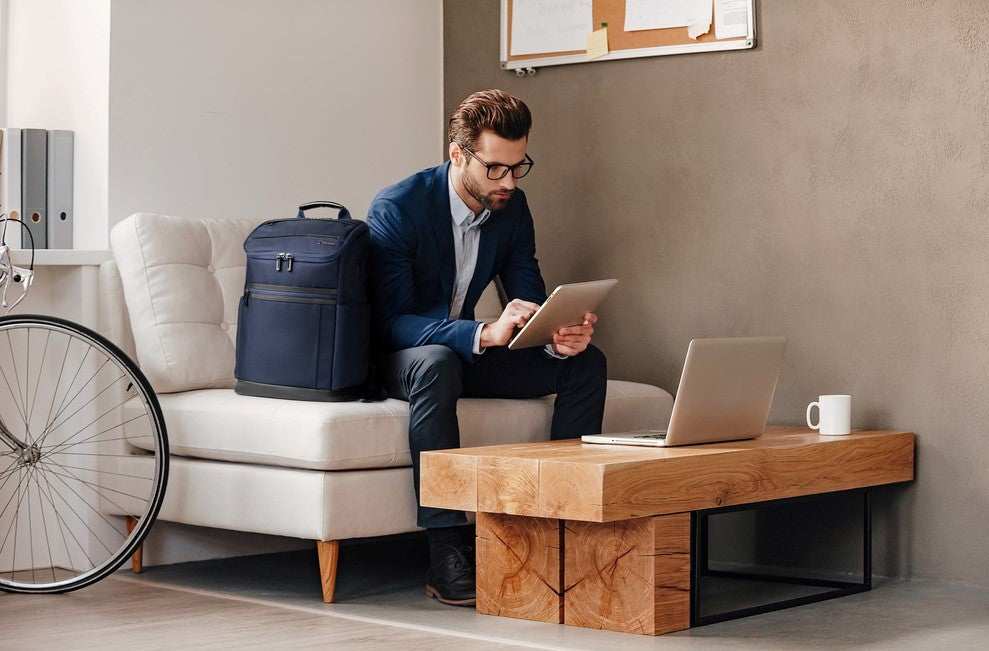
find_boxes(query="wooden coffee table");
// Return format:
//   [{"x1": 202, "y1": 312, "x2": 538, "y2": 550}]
[{"x1": 420, "y1": 426, "x2": 914, "y2": 636}]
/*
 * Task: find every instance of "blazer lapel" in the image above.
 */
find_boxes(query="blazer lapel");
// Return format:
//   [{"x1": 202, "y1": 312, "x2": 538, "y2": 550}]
[{"x1": 427, "y1": 162, "x2": 456, "y2": 305}]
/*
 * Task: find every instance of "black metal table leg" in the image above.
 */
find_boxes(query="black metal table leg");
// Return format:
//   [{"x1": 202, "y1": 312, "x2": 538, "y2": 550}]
[{"x1": 691, "y1": 488, "x2": 872, "y2": 627}]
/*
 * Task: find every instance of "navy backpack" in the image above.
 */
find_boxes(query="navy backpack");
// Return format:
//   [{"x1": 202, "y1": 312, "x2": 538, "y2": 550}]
[{"x1": 234, "y1": 201, "x2": 377, "y2": 401}]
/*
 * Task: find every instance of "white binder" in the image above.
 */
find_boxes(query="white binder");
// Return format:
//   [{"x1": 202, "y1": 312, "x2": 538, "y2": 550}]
[
  {"x1": 0, "y1": 127, "x2": 23, "y2": 249},
  {"x1": 21, "y1": 128, "x2": 48, "y2": 249},
  {"x1": 47, "y1": 130, "x2": 74, "y2": 249}
]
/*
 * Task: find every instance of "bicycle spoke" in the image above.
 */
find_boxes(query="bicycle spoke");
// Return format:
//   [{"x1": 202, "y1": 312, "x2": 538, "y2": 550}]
[
  {"x1": 36, "y1": 465, "x2": 122, "y2": 556},
  {"x1": 27, "y1": 458, "x2": 35, "y2": 582},
  {"x1": 0, "y1": 331, "x2": 28, "y2": 427},
  {"x1": 43, "y1": 333, "x2": 74, "y2": 441},
  {"x1": 42, "y1": 462, "x2": 155, "y2": 483},
  {"x1": 0, "y1": 455, "x2": 23, "y2": 487},
  {"x1": 35, "y1": 467, "x2": 72, "y2": 581},
  {"x1": 30, "y1": 465, "x2": 58, "y2": 583},
  {"x1": 42, "y1": 394, "x2": 146, "y2": 456},
  {"x1": 38, "y1": 460, "x2": 153, "y2": 508},
  {"x1": 43, "y1": 344, "x2": 96, "y2": 440},
  {"x1": 0, "y1": 465, "x2": 31, "y2": 572},
  {"x1": 23, "y1": 328, "x2": 30, "y2": 441},
  {"x1": 44, "y1": 414, "x2": 151, "y2": 462},
  {"x1": 0, "y1": 462, "x2": 26, "y2": 522},
  {"x1": 44, "y1": 452, "x2": 156, "y2": 460},
  {"x1": 32, "y1": 468, "x2": 98, "y2": 573},
  {"x1": 38, "y1": 359, "x2": 111, "y2": 447},
  {"x1": 26, "y1": 329, "x2": 53, "y2": 440}
]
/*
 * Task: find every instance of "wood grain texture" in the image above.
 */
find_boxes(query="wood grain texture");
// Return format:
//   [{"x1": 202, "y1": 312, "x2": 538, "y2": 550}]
[
  {"x1": 317, "y1": 540, "x2": 340, "y2": 604},
  {"x1": 420, "y1": 451, "x2": 477, "y2": 512},
  {"x1": 476, "y1": 512, "x2": 563, "y2": 623},
  {"x1": 420, "y1": 428, "x2": 915, "y2": 522},
  {"x1": 477, "y1": 456, "x2": 541, "y2": 515},
  {"x1": 564, "y1": 514, "x2": 690, "y2": 636}
]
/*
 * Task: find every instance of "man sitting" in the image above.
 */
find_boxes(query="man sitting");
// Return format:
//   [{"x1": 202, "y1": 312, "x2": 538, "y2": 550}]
[{"x1": 367, "y1": 89, "x2": 607, "y2": 606}]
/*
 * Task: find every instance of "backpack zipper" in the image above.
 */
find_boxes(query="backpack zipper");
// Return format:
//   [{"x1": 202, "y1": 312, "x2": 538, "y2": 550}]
[
  {"x1": 243, "y1": 283, "x2": 336, "y2": 306},
  {"x1": 274, "y1": 252, "x2": 294, "y2": 271}
]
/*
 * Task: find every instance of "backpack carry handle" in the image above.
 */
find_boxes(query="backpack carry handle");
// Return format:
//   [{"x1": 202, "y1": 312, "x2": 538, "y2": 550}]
[{"x1": 297, "y1": 201, "x2": 351, "y2": 220}]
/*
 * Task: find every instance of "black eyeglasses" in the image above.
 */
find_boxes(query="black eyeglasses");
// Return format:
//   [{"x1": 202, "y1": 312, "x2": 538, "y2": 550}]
[{"x1": 459, "y1": 145, "x2": 534, "y2": 180}]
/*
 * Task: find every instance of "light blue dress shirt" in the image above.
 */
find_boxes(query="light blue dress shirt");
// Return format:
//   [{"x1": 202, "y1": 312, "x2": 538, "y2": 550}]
[{"x1": 447, "y1": 169, "x2": 566, "y2": 358}]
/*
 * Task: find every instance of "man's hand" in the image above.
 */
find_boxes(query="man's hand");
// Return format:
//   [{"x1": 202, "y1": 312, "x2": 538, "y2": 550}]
[
  {"x1": 551, "y1": 312, "x2": 597, "y2": 357},
  {"x1": 480, "y1": 298, "x2": 541, "y2": 348}
]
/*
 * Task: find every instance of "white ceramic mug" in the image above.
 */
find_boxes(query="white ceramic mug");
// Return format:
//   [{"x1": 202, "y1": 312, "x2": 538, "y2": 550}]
[{"x1": 806, "y1": 395, "x2": 851, "y2": 436}]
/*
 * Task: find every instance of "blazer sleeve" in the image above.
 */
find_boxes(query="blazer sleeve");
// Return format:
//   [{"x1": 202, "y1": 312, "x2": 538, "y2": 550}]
[
  {"x1": 367, "y1": 197, "x2": 480, "y2": 361},
  {"x1": 496, "y1": 193, "x2": 547, "y2": 305}
]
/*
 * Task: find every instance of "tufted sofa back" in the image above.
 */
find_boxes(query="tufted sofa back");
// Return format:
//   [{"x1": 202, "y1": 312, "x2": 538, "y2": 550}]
[
  {"x1": 108, "y1": 212, "x2": 505, "y2": 394},
  {"x1": 110, "y1": 213, "x2": 259, "y2": 393}
]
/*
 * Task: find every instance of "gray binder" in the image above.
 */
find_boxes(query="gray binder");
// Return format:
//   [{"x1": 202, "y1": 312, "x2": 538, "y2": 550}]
[
  {"x1": 20, "y1": 128, "x2": 47, "y2": 249},
  {"x1": 1, "y1": 128, "x2": 22, "y2": 246},
  {"x1": 46, "y1": 130, "x2": 74, "y2": 249}
]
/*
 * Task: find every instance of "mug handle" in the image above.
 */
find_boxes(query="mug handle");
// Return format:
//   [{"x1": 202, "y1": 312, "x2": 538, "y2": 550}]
[{"x1": 806, "y1": 402, "x2": 821, "y2": 430}]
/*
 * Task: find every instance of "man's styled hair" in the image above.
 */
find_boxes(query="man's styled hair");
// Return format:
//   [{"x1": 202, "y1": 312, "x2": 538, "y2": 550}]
[{"x1": 448, "y1": 89, "x2": 531, "y2": 151}]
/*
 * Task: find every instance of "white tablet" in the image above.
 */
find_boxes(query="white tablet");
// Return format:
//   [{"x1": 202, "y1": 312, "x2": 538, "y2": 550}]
[{"x1": 507, "y1": 279, "x2": 618, "y2": 350}]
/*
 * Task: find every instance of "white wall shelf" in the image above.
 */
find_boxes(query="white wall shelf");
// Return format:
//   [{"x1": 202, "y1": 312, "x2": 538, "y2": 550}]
[{"x1": 10, "y1": 249, "x2": 112, "y2": 266}]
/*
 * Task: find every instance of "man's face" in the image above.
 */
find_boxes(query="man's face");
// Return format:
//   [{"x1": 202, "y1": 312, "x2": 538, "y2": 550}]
[{"x1": 455, "y1": 131, "x2": 527, "y2": 213}]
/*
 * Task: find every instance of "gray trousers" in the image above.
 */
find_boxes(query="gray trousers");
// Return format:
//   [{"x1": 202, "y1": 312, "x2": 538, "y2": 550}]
[{"x1": 378, "y1": 343, "x2": 607, "y2": 528}]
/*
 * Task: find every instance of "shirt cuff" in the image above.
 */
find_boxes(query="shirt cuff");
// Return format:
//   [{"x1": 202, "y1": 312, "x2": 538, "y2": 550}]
[
  {"x1": 472, "y1": 322, "x2": 485, "y2": 356},
  {"x1": 544, "y1": 343, "x2": 568, "y2": 359}
]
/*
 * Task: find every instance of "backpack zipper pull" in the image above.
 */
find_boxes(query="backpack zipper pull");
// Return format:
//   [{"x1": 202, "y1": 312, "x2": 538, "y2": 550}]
[
  {"x1": 285, "y1": 253, "x2": 294, "y2": 272},
  {"x1": 275, "y1": 253, "x2": 284, "y2": 271},
  {"x1": 243, "y1": 288, "x2": 250, "y2": 305}
]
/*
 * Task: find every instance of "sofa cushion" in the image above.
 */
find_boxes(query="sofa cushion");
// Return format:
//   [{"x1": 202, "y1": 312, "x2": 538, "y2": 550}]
[
  {"x1": 111, "y1": 213, "x2": 260, "y2": 393},
  {"x1": 125, "y1": 380, "x2": 673, "y2": 471}
]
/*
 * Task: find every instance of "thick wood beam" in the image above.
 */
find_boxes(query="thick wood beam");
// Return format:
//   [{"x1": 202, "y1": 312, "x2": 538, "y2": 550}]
[{"x1": 476, "y1": 512, "x2": 563, "y2": 623}]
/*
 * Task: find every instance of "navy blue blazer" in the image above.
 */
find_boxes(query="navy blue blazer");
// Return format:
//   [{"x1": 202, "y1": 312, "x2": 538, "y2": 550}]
[{"x1": 367, "y1": 162, "x2": 547, "y2": 362}]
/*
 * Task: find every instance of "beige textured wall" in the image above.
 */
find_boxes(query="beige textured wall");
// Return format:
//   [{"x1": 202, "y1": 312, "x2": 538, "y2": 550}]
[{"x1": 445, "y1": 1, "x2": 989, "y2": 585}]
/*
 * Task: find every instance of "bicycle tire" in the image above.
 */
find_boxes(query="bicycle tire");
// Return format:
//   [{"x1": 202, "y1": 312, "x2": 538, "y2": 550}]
[{"x1": 0, "y1": 314, "x2": 168, "y2": 593}]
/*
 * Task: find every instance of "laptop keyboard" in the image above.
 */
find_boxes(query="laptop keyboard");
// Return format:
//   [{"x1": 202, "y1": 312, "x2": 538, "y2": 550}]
[{"x1": 637, "y1": 430, "x2": 668, "y2": 440}]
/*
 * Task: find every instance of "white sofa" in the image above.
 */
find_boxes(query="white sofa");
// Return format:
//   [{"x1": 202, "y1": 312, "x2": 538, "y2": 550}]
[{"x1": 100, "y1": 212, "x2": 674, "y2": 602}]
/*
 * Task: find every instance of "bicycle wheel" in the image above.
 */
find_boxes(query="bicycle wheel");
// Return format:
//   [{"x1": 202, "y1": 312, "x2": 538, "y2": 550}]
[{"x1": 0, "y1": 314, "x2": 167, "y2": 593}]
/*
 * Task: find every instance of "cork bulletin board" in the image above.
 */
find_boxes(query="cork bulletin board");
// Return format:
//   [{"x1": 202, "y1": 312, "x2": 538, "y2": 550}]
[{"x1": 501, "y1": 0, "x2": 755, "y2": 70}]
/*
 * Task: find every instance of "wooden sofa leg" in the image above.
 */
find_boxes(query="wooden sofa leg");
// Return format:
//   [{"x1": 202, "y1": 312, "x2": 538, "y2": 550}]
[
  {"x1": 317, "y1": 540, "x2": 340, "y2": 603},
  {"x1": 125, "y1": 516, "x2": 144, "y2": 573}
]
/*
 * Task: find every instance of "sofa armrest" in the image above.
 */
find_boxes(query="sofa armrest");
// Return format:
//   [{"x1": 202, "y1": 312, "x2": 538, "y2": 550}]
[{"x1": 99, "y1": 260, "x2": 138, "y2": 363}]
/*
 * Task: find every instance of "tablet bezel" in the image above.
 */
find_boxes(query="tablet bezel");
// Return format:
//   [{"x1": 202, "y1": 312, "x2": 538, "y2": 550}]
[{"x1": 507, "y1": 279, "x2": 618, "y2": 350}]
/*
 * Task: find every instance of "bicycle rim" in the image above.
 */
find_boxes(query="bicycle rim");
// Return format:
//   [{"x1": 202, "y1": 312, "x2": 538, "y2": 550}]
[{"x1": 0, "y1": 315, "x2": 168, "y2": 593}]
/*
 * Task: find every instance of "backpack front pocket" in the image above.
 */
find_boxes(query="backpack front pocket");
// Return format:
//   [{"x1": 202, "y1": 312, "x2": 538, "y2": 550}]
[{"x1": 237, "y1": 284, "x2": 337, "y2": 389}]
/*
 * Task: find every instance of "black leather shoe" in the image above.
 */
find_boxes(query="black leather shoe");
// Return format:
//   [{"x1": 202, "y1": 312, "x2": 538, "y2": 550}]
[{"x1": 425, "y1": 543, "x2": 476, "y2": 606}]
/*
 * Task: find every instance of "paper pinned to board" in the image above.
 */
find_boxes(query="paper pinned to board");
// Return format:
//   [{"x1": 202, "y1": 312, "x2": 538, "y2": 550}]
[
  {"x1": 511, "y1": 0, "x2": 593, "y2": 56},
  {"x1": 624, "y1": 0, "x2": 712, "y2": 40},
  {"x1": 715, "y1": 0, "x2": 749, "y2": 39},
  {"x1": 586, "y1": 26, "x2": 609, "y2": 59}
]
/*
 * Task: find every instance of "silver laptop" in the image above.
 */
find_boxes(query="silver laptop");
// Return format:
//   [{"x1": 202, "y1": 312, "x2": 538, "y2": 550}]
[{"x1": 582, "y1": 336, "x2": 787, "y2": 447}]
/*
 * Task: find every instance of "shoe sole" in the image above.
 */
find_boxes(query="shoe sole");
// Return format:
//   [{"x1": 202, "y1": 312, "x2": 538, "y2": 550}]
[{"x1": 425, "y1": 584, "x2": 476, "y2": 606}]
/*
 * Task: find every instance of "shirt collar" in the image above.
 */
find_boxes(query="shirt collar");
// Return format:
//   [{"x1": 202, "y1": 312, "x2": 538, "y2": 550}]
[{"x1": 448, "y1": 166, "x2": 490, "y2": 228}]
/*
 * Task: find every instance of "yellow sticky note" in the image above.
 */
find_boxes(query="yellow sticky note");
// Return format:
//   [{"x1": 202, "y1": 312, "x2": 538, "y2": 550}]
[{"x1": 586, "y1": 26, "x2": 609, "y2": 60}]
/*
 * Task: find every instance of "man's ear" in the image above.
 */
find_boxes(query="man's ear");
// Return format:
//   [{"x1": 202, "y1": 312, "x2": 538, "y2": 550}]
[{"x1": 449, "y1": 141, "x2": 464, "y2": 167}]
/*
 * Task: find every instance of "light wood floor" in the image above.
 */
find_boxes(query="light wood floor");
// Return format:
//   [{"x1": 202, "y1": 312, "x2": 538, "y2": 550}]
[
  {"x1": 5, "y1": 546, "x2": 989, "y2": 650},
  {"x1": 0, "y1": 577, "x2": 517, "y2": 650}
]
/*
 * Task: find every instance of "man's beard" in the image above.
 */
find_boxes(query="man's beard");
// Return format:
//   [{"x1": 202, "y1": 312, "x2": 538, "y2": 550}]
[{"x1": 463, "y1": 171, "x2": 512, "y2": 212}]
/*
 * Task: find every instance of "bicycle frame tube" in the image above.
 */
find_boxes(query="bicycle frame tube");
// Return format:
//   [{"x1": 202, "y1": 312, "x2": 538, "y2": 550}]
[{"x1": 0, "y1": 414, "x2": 28, "y2": 454}]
